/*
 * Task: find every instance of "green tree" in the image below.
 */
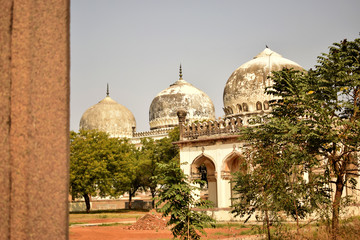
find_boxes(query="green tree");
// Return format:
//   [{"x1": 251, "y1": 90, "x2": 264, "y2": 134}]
[
  {"x1": 232, "y1": 95, "x2": 329, "y2": 239},
  {"x1": 121, "y1": 150, "x2": 145, "y2": 209},
  {"x1": 140, "y1": 127, "x2": 180, "y2": 208},
  {"x1": 307, "y1": 38, "x2": 360, "y2": 238},
  {"x1": 156, "y1": 161, "x2": 215, "y2": 240},
  {"x1": 270, "y1": 39, "x2": 360, "y2": 238},
  {"x1": 232, "y1": 38, "x2": 360, "y2": 240},
  {"x1": 70, "y1": 129, "x2": 137, "y2": 212},
  {"x1": 70, "y1": 130, "x2": 114, "y2": 212},
  {"x1": 105, "y1": 137, "x2": 140, "y2": 209}
]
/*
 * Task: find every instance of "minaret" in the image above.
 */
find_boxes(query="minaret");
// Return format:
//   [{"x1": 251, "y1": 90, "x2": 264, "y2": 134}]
[{"x1": 179, "y1": 64, "x2": 183, "y2": 80}]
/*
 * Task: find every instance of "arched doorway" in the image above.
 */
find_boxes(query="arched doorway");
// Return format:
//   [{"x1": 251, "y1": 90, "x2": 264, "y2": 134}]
[
  {"x1": 222, "y1": 152, "x2": 247, "y2": 204},
  {"x1": 191, "y1": 155, "x2": 217, "y2": 207}
]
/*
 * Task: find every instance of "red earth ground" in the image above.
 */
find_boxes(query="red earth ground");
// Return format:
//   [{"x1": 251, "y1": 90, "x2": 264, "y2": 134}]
[
  {"x1": 69, "y1": 225, "x2": 253, "y2": 240},
  {"x1": 69, "y1": 212, "x2": 256, "y2": 240}
]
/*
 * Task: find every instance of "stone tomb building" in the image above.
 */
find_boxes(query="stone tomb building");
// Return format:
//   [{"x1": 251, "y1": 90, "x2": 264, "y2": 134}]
[
  {"x1": 79, "y1": 48, "x2": 359, "y2": 219},
  {"x1": 173, "y1": 48, "x2": 305, "y2": 220}
]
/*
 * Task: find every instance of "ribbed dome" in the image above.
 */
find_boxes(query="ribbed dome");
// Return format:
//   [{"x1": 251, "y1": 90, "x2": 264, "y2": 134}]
[
  {"x1": 223, "y1": 48, "x2": 303, "y2": 116},
  {"x1": 149, "y1": 67, "x2": 215, "y2": 130},
  {"x1": 80, "y1": 94, "x2": 136, "y2": 138}
]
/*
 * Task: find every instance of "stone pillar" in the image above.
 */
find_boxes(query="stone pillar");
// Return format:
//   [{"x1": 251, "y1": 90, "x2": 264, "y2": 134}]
[
  {"x1": 0, "y1": 1, "x2": 70, "y2": 239},
  {"x1": 177, "y1": 109, "x2": 187, "y2": 140}
]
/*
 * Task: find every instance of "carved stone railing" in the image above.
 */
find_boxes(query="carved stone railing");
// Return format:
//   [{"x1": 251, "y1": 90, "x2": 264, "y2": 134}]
[
  {"x1": 221, "y1": 170, "x2": 232, "y2": 180},
  {"x1": 133, "y1": 127, "x2": 173, "y2": 138},
  {"x1": 180, "y1": 116, "x2": 243, "y2": 140},
  {"x1": 191, "y1": 172, "x2": 217, "y2": 181}
]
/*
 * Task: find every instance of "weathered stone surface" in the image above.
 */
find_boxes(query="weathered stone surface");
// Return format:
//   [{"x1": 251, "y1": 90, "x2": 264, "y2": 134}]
[
  {"x1": 80, "y1": 96, "x2": 136, "y2": 138},
  {"x1": 0, "y1": 0, "x2": 70, "y2": 239},
  {"x1": 223, "y1": 48, "x2": 303, "y2": 116},
  {"x1": 0, "y1": 1, "x2": 13, "y2": 239},
  {"x1": 149, "y1": 78, "x2": 215, "y2": 130}
]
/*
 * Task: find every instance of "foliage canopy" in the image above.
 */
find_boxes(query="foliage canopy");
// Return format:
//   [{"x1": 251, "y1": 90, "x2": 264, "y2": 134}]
[
  {"x1": 232, "y1": 38, "x2": 360, "y2": 240},
  {"x1": 156, "y1": 161, "x2": 215, "y2": 240}
]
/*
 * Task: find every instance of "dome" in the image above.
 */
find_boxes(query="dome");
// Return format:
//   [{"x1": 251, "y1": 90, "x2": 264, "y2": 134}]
[
  {"x1": 149, "y1": 66, "x2": 215, "y2": 130},
  {"x1": 223, "y1": 48, "x2": 303, "y2": 116},
  {"x1": 80, "y1": 89, "x2": 136, "y2": 138}
]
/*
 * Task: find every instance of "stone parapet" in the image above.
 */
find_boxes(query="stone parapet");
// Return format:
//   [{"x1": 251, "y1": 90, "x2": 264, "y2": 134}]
[
  {"x1": 180, "y1": 116, "x2": 243, "y2": 140},
  {"x1": 133, "y1": 127, "x2": 173, "y2": 138}
]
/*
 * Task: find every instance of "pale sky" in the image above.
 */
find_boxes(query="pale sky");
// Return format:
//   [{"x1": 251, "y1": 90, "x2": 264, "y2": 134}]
[{"x1": 71, "y1": 0, "x2": 360, "y2": 132}]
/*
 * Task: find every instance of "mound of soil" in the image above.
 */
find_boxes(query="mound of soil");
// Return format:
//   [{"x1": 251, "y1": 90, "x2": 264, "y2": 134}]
[{"x1": 126, "y1": 212, "x2": 168, "y2": 230}]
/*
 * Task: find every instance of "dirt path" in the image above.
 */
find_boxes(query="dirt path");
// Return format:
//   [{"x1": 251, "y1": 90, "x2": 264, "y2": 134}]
[
  {"x1": 69, "y1": 225, "x2": 256, "y2": 240},
  {"x1": 69, "y1": 212, "x2": 259, "y2": 240},
  {"x1": 70, "y1": 226, "x2": 173, "y2": 240}
]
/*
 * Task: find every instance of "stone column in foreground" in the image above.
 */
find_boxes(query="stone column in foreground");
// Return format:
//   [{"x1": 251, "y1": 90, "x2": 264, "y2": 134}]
[{"x1": 0, "y1": 0, "x2": 70, "y2": 239}]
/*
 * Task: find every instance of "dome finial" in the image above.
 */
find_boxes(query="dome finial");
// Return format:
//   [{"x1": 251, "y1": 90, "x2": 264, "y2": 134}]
[
  {"x1": 106, "y1": 83, "x2": 109, "y2": 97},
  {"x1": 266, "y1": 44, "x2": 269, "y2": 48},
  {"x1": 179, "y1": 64, "x2": 183, "y2": 80}
]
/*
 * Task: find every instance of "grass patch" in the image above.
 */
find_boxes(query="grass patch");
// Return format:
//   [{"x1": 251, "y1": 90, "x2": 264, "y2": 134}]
[
  {"x1": 70, "y1": 209, "x2": 149, "y2": 214},
  {"x1": 98, "y1": 223, "x2": 122, "y2": 227},
  {"x1": 238, "y1": 227, "x2": 260, "y2": 235},
  {"x1": 213, "y1": 222, "x2": 247, "y2": 229},
  {"x1": 69, "y1": 222, "x2": 86, "y2": 226},
  {"x1": 212, "y1": 232, "x2": 232, "y2": 236},
  {"x1": 70, "y1": 222, "x2": 132, "y2": 227},
  {"x1": 280, "y1": 218, "x2": 360, "y2": 240},
  {"x1": 69, "y1": 210, "x2": 147, "y2": 223}
]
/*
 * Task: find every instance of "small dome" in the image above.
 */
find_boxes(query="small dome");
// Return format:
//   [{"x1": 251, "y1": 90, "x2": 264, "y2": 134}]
[
  {"x1": 149, "y1": 66, "x2": 215, "y2": 130},
  {"x1": 80, "y1": 91, "x2": 136, "y2": 138},
  {"x1": 223, "y1": 48, "x2": 303, "y2": 116}
]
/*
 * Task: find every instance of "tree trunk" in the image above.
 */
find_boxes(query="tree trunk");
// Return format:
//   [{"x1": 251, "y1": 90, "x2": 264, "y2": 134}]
[
  {"x1": 128, "y1": 190, "x2": 132, "y2": 209},
  {"x1": 265, "y1": 209, "x2": 271, "y2": 240},
  {"x1": 332, "y1": 176, "x2": 344, "y2": 240},
  {"x1": 83, "y1": 193, "x2": 91, "y2": 213},
  {"x1": 293, "y1": 198, "x2": 300, "y2": 233},
  {"x1": 151, "y1": 189, "x2": 156, "y2": 209}
]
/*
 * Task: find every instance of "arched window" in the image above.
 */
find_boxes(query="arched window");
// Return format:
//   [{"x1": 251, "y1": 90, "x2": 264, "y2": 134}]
[
  {"x1": 237, "y1": 104, "x2": 242, "y2": 112},
  {"x1": 191, "y1": 155, "x2": 217, "y2": 206},
  {"x1": 228, "y1": 107, "x2": 233, "y2": 114},
  {"x1": 197, "y1": 164, "x2": 208, "y2": 188},
  {"x1": 242, "y1": 103, "x2": 248, "y2": 112},
  {"x1": 223, "y1": 107, "x2": 228, "y2": 115},
  {"x1": 256, "y1": 101, "x2": 262, "y2": 110},
  {"x1": 263, "y1": 101, "x2": 269, "y2": 110}
]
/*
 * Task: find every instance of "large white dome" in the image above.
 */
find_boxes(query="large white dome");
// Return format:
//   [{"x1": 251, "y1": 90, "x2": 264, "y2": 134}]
[
  {"x1": 149, "y1": 67, "x2": 215, "y2": 130},
  {"x1": 223, "y1": 48, "x2": 303, "y2": 116},
  {"x1": 80, "y1": 92, "x2": 136, "y2": 138}
]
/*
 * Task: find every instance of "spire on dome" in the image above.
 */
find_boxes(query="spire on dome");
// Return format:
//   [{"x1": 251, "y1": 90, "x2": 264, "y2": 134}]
[
  {"x1": 179, "y1": 64, "x2": 183, "y2": 80},
  {"x1": 106, "y1": 83, "x2": 109, "y2": 97}
]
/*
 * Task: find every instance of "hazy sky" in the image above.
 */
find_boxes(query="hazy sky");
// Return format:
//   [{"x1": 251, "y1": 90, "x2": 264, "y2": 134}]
[{"x1": 71, "y1": 0, "x2": 360, "y2": 132}]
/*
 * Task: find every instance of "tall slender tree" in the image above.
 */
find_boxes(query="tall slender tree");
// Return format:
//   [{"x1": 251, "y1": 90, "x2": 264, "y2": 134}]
[
  {"x1": 232, "y1": 77, "x2": 330, "y2": 239},
  {"x1": 232, "y1": 38, "x2": 360, "y2": 240},
  {"x1": 308, "y1": 38, "x2": 360, "y2": 238},
  {"x1": 156, "y1": 161, "x2": 215, "y2": 240},
  {"x1": 140, "y1": 127, "x2": 180, "y2": 208}
]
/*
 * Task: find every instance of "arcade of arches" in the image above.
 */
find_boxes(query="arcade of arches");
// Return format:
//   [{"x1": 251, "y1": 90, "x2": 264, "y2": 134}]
[{"x1": 178, "y1": 138, "x2": 247, "y2": 210}]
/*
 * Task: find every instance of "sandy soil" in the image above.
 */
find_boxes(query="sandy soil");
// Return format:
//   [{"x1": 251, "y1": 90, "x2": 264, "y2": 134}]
[
  {"x1": 69, "y1": 224, "x2": 253, "y2": 240},
  {"x1": 70, "y1": 226, "x2": 173, "y2": 240},
  {"x1": 69, "y1": 212, "x2": 256, "y2": 240}
]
